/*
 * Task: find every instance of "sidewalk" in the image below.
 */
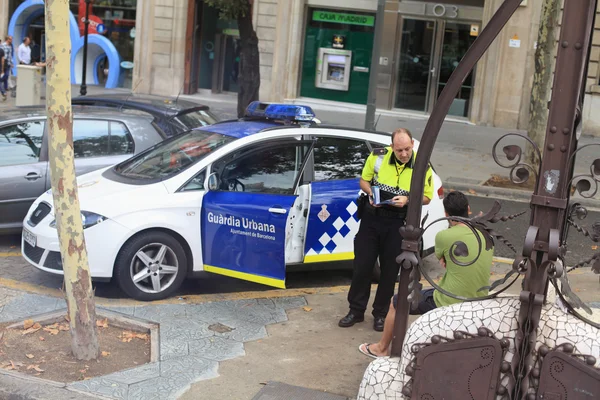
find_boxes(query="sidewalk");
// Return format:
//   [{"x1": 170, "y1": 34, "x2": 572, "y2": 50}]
[{"x1": 0, "y1": 257, "x2": 598, "y2": 399}]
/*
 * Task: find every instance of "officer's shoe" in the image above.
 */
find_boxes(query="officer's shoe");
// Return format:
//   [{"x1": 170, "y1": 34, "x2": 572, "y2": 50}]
[
  {"x1": 338, "y1": 312, "x2": 364, "y2": 327},
  {"x1": 373, "y1": 316, "x2": 385, "y2": 332}
]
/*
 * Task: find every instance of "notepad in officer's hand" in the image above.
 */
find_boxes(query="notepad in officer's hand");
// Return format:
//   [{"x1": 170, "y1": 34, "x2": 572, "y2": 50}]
[{"x1": 371, "y1": 186, "x2": 394, "y2": 206}]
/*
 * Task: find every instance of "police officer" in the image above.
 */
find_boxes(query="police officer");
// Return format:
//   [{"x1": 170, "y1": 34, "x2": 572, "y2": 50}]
[{"x1": 338, "y1": 128, "x2": 434, "y2": 331}]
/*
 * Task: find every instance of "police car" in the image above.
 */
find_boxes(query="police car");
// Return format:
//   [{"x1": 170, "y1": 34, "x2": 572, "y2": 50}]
[{"x1": 21, "y1": 103, "x2": 448, "y2": 301}]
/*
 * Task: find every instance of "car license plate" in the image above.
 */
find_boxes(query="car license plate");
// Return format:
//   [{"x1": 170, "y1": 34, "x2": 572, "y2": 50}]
[{"x1": 23, "y1": 228, "x2": 37, "y2": 247}]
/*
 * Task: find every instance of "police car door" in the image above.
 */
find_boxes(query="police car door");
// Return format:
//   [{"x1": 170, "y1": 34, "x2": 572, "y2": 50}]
[
  {"x1": 303, "y1": 137, "x2": 372, "y2": 263},
  {"x1": 201, "y1": 139, "x2": 314, "y2": 288}
]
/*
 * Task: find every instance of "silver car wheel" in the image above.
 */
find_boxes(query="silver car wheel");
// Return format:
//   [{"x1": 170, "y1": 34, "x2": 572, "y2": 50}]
[{"x1": 129, "y1": 242, "x2": 179, "y2": 294}]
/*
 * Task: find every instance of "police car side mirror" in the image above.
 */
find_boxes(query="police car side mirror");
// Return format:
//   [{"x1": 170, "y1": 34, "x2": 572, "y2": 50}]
[{"x1": 207, "y1": 173, "x2": 220, "y2": 191}]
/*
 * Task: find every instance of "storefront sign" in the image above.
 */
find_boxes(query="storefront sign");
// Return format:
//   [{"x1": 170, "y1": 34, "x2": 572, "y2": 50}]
[
  {"x1": 312, "y1": 11, "x2": 375, "y2": 27},
  {"x1": 332, "y1": 34, "x2": 345, "y2": 49}
]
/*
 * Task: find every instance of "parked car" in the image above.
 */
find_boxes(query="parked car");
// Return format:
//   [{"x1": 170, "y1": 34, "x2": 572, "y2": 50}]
[
  {"x1": 72, "y1": 93, "x2": 219, "y2": 137},
  {"x1": 1, "y1": 106, "x2": 168, "y2": 233},
  {"x1": 21, "y1": 103, "x2": 448, "y2": 300}
]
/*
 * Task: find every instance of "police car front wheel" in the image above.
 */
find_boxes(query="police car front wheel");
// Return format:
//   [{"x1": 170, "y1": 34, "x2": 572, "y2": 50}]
[{"x1": 115, "y1": 231, "x2": 188, "y2": 301}]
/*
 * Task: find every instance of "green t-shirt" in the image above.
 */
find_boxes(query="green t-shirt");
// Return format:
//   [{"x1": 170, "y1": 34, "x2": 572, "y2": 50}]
[{"x1": 433, "y1": 224, "x2": 494, "y2": 308}]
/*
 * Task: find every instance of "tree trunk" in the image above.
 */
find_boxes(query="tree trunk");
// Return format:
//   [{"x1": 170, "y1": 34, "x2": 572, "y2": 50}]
[
  {"x1": 236, "y1": 11, "x2": 260, "y2": 118},
  {"x1": 527, "y1": 0, "x2": 560, "y2": 171},
  {"x1": 45, "y1": 0, "x2": 99, "y2": 361}
]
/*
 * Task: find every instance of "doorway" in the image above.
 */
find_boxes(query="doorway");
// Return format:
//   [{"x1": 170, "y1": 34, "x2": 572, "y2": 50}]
[
  {"x1": 394, "y1": 17, "x2": 478, "y2": 117},
  {"x1": 185, "y1": 1, "x2": 240, "y2": 94}
]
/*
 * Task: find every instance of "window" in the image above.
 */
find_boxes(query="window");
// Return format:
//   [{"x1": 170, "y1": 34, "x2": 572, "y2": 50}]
[
  {"x1": 115, "y1": 130, "x2": 236, "y2": 180},
  {"x1": 109, "y1": 121, "x2": 134, "y2": 155},
  {"x1": 173, "y1": 110, "x2": 219, "y2": 131},
  {"x1": 313, "y1": 137, "x2": 370, "y2": 181},
  {"x1": 0, "y1": 121, "x2": 44, "y2": 167},
  {"x1": 73, "y1": 120, "x2": 110, "y2": 158},
  {"x1": 219, "y1": 144, "x2": 309, "y2": 195},
  {"x1": 181, "y1": 170, "x2": 206, "y2": 192},
  {"x1": 73, "y1": 120, "x2": 134, "y2": 158}
]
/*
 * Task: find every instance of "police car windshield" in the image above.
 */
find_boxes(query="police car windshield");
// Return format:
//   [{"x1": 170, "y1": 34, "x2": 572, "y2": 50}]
[{"x1": 114, "y1": 130, "x2": 235, "y2": 179}]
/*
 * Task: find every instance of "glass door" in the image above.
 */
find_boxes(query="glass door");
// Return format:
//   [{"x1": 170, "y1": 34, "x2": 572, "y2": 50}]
[
  {"x1": 433, "y1": 22, "x2": 478, "y2": 117},
  {"x1": 394, "y1": 18, "x2": 479, "y2": 118},
  {"x1": 394, "y1": 19, "x2": 437, "y2": 112}
]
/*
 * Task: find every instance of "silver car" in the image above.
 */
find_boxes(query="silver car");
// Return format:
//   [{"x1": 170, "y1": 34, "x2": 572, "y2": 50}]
[{"x1": 0, "y1": 106, "x2": 167, "y2": 233}]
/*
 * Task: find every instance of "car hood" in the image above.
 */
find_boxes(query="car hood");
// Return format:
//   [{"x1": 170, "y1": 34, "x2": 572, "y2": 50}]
[{"x1": 38, "y1": 168, "x2": 169, "y2": 219}]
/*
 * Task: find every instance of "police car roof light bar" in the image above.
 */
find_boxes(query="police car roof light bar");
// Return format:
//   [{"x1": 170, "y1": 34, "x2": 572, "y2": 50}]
[{"x1": 245, "y1": 102, "x2": 316, "y2": 123}]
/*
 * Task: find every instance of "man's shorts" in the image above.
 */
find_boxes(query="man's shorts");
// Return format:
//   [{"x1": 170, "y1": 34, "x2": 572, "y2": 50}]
[{"x1": 393, "y1": 288, "x2": 437, "y2": 315}]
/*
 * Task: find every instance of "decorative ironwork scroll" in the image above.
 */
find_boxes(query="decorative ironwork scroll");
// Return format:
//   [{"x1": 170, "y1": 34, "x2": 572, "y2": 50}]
[{"x1": 389, "y1": 0, "x2": 600, "y2": 399}]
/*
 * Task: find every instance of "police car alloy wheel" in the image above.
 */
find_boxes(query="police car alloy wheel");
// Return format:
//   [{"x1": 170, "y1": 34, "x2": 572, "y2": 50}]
[{"x1": 114, "y1": 231, "x2": 188, "y2": 301}]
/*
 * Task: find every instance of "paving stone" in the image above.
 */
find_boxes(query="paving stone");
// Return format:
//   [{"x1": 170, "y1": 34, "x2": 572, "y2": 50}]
[
  {"x1": 0, "y1": 293, "x2": 63, "y2": 322},
  {"x1": 128, "y1": 371, "x2": 216, "y2": 400},
  {"x1": 133, "y1": 304, "x2": 187, "y2": 322},
  {"x1": 160, "y1": 340, "x2": 189, "y2": 361},
  {"x1": 273, "y1": 296, "x2": 307, "y2": 310},
  {"x1": 160, "y1": 318, "x2": 214, "y2": 341},
  {"x1": 160, "y1": 355, "x2": 219, "y2": 379},
  {"x1": 188, "y1": 336, "x2": 245, "y2": 361},
  {"x1": 188, "y1": 299, "x2": 287, "y2": 326},
  {"x1": 68, "y1": 378, "x2": 129, "y2": 399},
  {"x1": 590, "y1": 302, "x2": 600, "y2": 308},
  {"x1": 100, "y1": 362, "x2": 160, "y2": 385},
  {"x1": 0, "y1": 287, "x2": 21, "y2": 307},
  {"x1": 211, "y1": 317, "x2": 268, "y2": 342},
  {"x1": 99, "y1": 306, "x2": 136, "y2": 316}
]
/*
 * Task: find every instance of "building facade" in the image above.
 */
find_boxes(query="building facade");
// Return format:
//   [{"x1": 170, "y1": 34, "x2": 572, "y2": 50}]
[{"x1": 1, "y1": 0, "x2": 599, "y2": 135}]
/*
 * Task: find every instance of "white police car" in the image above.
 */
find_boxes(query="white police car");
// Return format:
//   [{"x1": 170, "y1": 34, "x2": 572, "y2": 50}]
[{"x1": 22, "y1": 103, "x2": 448, "y2": 301}]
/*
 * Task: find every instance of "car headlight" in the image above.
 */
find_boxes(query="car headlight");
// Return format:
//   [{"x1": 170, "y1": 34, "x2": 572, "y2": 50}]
[{"x1": 49, "y1": 211, "x2": 108, "y2": 229}]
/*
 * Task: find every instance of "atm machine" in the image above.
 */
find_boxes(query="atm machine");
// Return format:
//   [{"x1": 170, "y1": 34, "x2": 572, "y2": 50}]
[{"x1": 315, "y1": 48, "x2": 352, "y2": 91}]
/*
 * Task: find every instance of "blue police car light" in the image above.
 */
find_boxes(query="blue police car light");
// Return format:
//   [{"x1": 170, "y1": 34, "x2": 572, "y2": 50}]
[{"x1": 245, "y1": 102, "x2": 316, "y2": 122}]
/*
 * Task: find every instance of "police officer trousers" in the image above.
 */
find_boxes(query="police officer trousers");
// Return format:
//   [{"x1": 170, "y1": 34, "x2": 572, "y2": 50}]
[{"x1": 348, "y1": 206, "x2": 404, "y2": 318}]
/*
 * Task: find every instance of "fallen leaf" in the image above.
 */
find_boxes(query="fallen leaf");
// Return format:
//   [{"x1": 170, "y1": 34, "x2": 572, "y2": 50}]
[
  {"x1": 592, "y1": 245, "x2": 598, "y2": 250},
  {"x1": 96, "y1": 318, "x2": 108, "y2": 328},
  {"x1": 302, "y1": 306, "x2": 313, "y2": 312},
  {"x1": 23, "y1": 323, "x2": 42, "y2": 335},
  {"x1": 101, "y1": 351, "x2": 110, "y2": 357},
  {"x1": 39, "y1": 336, "x2": 45, "y2": 341},
  {"x1": 64, "y1": 315, "x2": 70, "y2": 322},
  {"x1": 25, "y1": 354, "x2": 34, "y2": 359},
  {"x1": 120, "y1": 331, "x2": 149, "y2": 341},
  {"x1": 23, "y1": 319, "x2": 34, "y2": 330},
  {"x1": 58, "y1": 323, "x2": 70, "y2": 331},
  {"x1": 468, "y1": 189, "x2": 477, "y2": 195},
  {"x1": 42, "y1": 327, "x2": 59, "y2": 335}
]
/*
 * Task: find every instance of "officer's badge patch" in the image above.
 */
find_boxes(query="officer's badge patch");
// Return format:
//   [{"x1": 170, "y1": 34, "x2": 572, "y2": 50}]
[
  {"x1": 372, "y1": 147, "x2": 388, "y2": 156},
  {"x1": 318, "y1": 205, "x2": 330, "y2": 222}
]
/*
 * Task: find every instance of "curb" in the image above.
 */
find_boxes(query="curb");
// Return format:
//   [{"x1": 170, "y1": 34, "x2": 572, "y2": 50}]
[
  {"x1": 0, "y1": 370, "x2": 107, "y2": 400},
  {"x1": 446, "y1": 180, "x2": 600, "y2": 211}
]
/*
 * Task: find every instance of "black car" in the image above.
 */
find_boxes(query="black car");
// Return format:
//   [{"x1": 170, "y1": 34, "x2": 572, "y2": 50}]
[{"x1": 72, "y1": 93, "x2": 219, "y2": 137}]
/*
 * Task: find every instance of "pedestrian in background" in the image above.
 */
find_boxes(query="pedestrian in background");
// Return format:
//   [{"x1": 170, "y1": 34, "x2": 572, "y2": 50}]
[
  {"x1": 338, "y1": 128, "x2": 434, "y2": 332},
  {"x1": 0, "y1": 46, "x2": 7, "y2": 101},
  {"x1": 18, "y1": 37, "x2": 31, "y2": 65},
  {"x1": 1, "y1": 36, "x2": 13, "y2": 98}
]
